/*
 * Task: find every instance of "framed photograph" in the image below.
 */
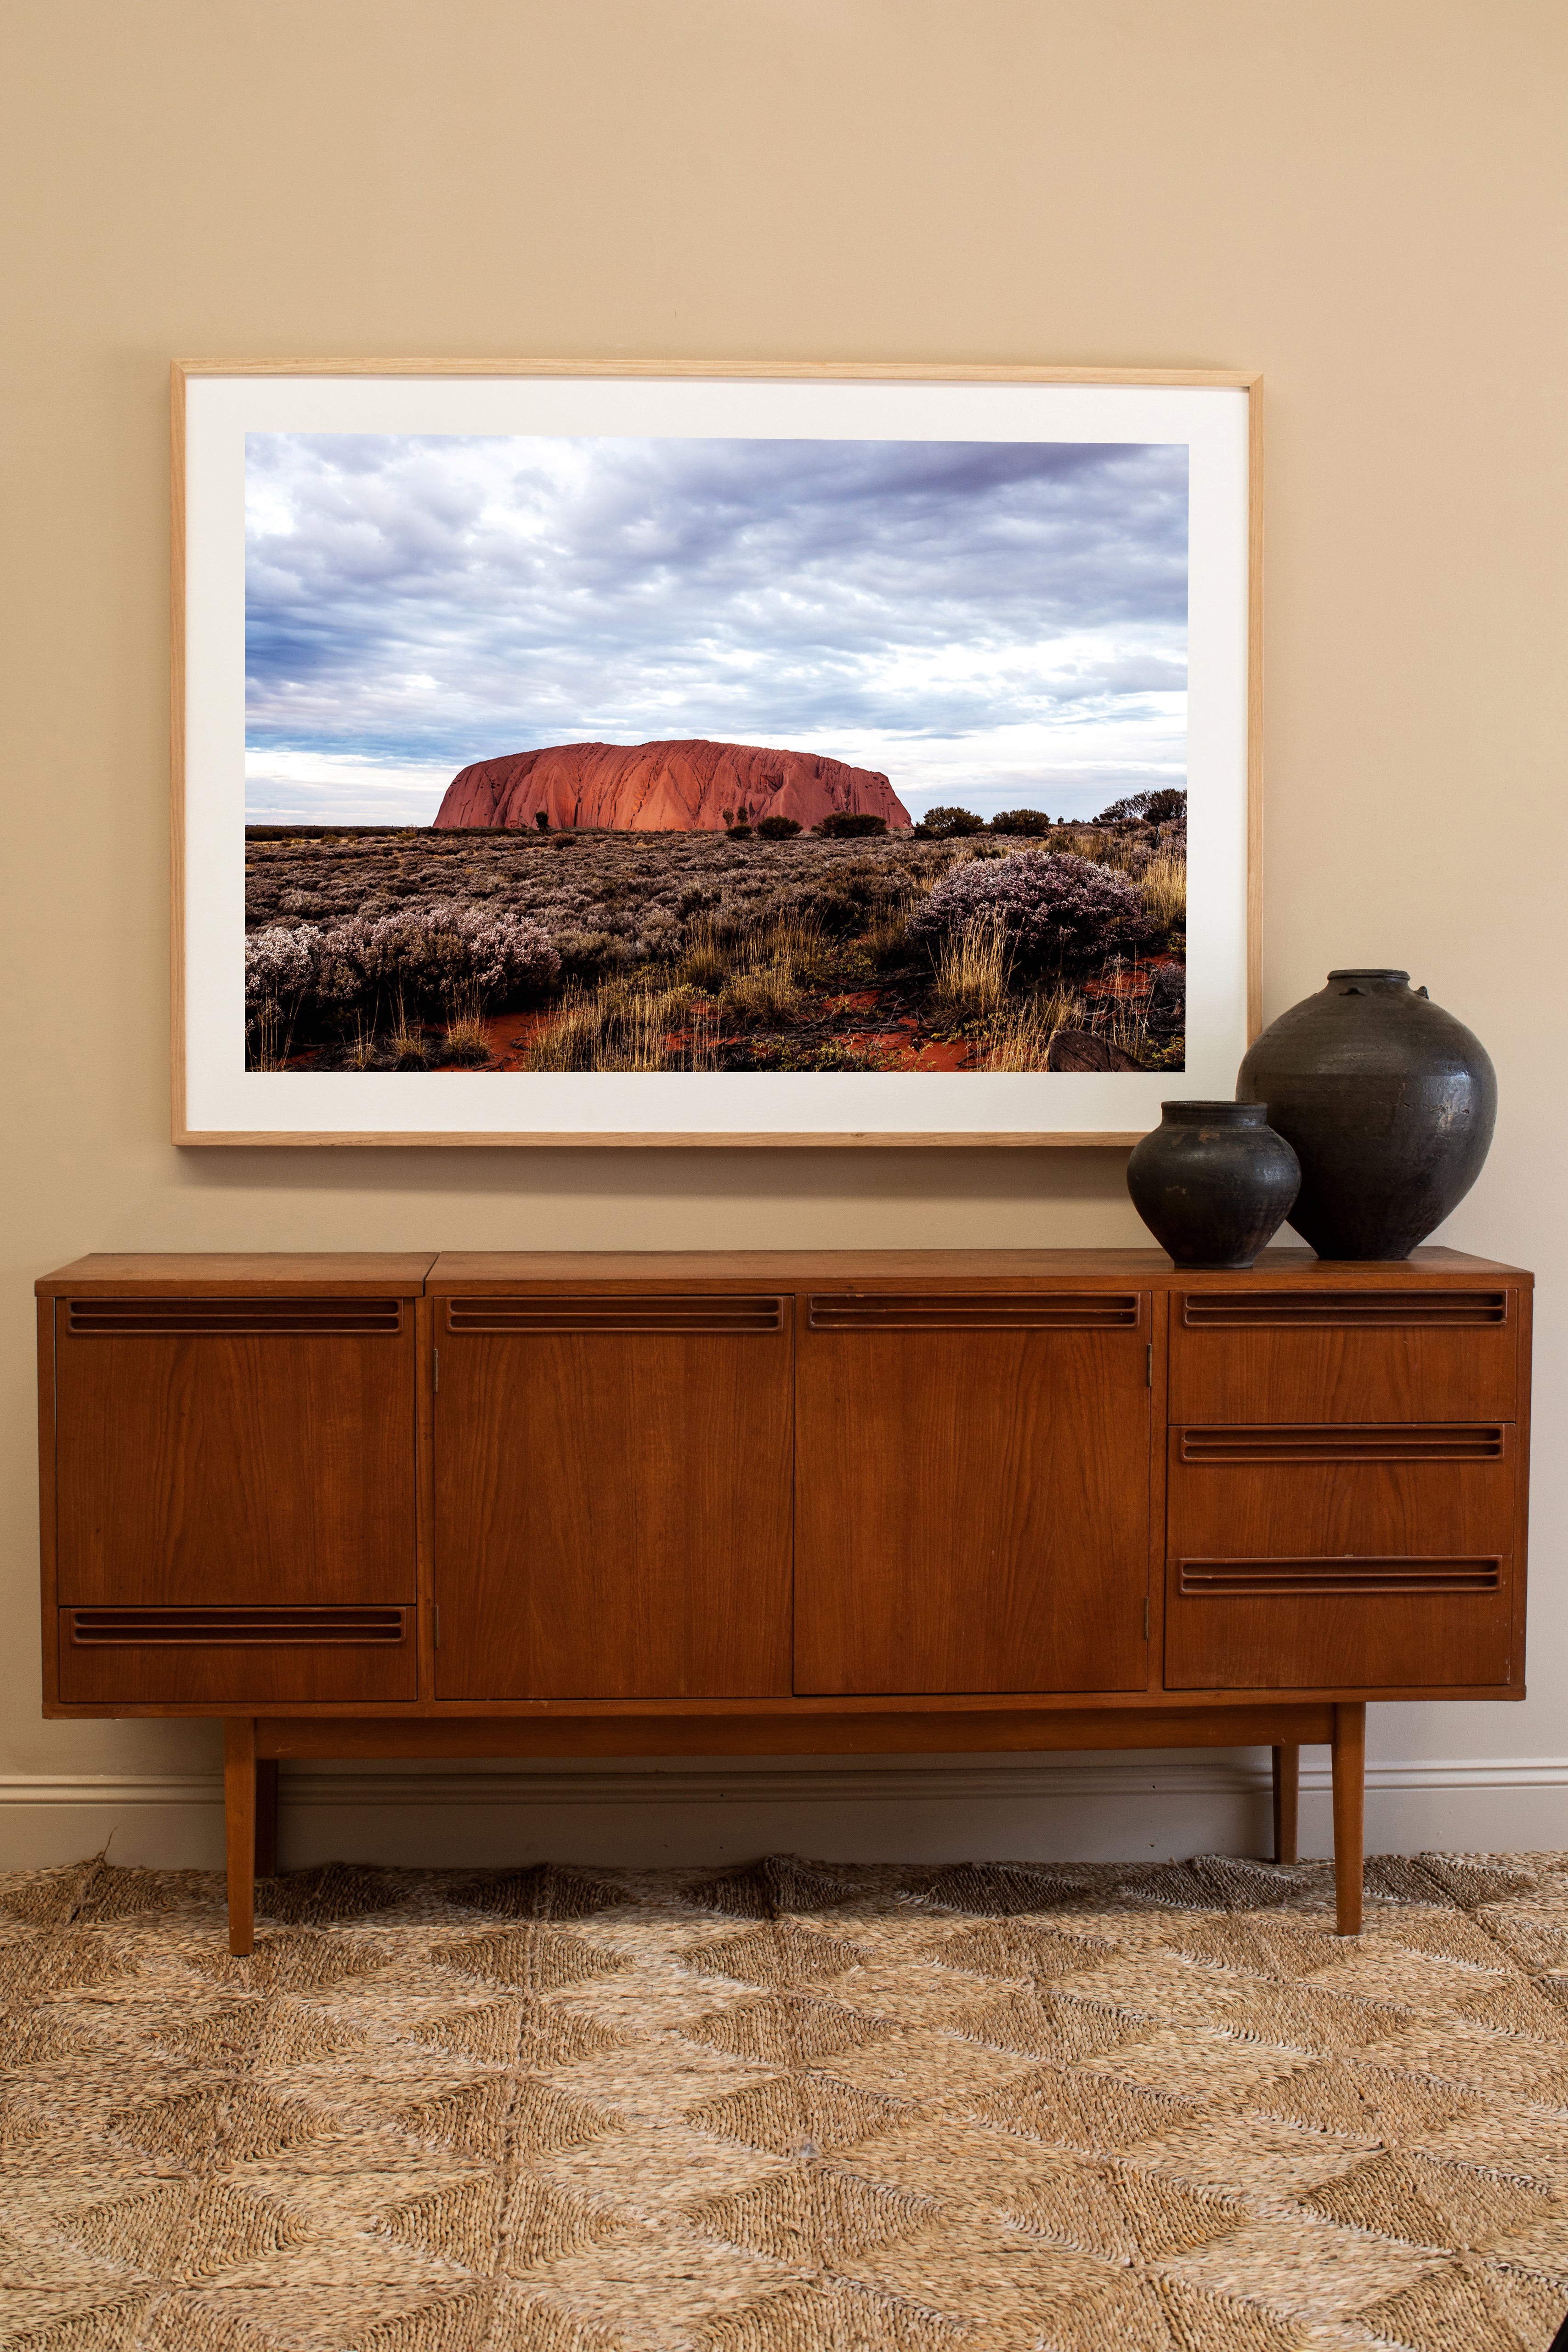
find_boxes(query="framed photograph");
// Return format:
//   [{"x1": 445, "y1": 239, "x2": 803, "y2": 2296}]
[{"x1": 174, "y1": 360, "x2": 1260, "y2": 1146}]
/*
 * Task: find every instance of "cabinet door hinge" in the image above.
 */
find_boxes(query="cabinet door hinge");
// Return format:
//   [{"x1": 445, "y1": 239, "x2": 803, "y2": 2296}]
[
  {"x1": 432, "y1": 1604, "x2": 441, "y2": 1650},
  {"x1": 1146, "y1": 1342, "x2": 1153, "y2": 1387},
  {"x1": 1143, "y1": 1598, "x2": 1150, "y2": 1641},
  {"x1": 433, "y1": 1348, "x2": 440, "y2": 1393}
]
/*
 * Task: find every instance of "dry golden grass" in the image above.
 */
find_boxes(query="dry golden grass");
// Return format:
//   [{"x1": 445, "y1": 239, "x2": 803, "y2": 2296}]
[
  {"x1": 719, "y1": 965, "x2": 801, "y2": 1028},
  {"x1": 341, "y1": 1017, "x2": 379, "y2": 1071},
  {"x1": 932, "y1": 916, "x2": 1013, "y2": 1023},
  {"x1": 978, "y1": 983, "x2": 1082, "y2": 1070},
  {"x1": 389, "y1": 993, "x2": 429, "y2": 1066},
  {"x1": 524, "y1": 983, "x2": 720, "y2": 1072},
  {"x1": 676, "y1": 922, "x2": 730, "y2": 993},
  {"x1": 752, "y1": 912, "x2": 830, "y2": 975},
  {"x1": 440, "y1": 984, "x2": 492, "y2": 1066},
  {"x1": 1094, "y1": 986, "x2": 1168, "y2": 1067},
  {"x1": 1138, "y1": 850, "x2": 1187, "y2": 937},
  {"x1": 248, "y1": 999, "x2": 292, "y2": 1072},
  {"x1": 705, "y1": 913, "x2": 832, "y2": 1026},
  {"x1": 862, "y1": 904, "x2": 915, "y2": 969}
]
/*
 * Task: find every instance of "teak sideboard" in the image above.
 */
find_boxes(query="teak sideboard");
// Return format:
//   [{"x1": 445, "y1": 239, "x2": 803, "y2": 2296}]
[{"x1": 34, "y1": 1248, "x2": 1533, "y2": 1952}]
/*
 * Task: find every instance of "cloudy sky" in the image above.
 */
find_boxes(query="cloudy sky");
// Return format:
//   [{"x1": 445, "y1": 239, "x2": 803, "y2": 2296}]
[{"x1": 244, "y1": 433, "x2": 1187, "y2": 824}]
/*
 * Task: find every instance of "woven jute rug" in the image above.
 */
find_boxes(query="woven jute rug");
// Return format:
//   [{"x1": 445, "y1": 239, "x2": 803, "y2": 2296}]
[{"x1": 3, "y1": 1851, "x2": 1568, "y2": 2352}]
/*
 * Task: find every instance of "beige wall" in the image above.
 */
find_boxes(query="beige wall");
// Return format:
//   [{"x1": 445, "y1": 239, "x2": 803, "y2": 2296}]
[{"x1": 3, "y1": 0, "x2": 1563, "y2": 1866}]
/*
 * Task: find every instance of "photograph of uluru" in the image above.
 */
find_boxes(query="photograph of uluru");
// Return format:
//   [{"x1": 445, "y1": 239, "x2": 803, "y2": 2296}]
[{"x1": 244, "y1": 433, "x2": 1187, "y2": 1074}]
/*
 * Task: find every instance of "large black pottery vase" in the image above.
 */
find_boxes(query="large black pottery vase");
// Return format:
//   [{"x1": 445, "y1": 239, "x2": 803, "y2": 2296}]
[
  {"x1": 1236, "y1": 968, "x2": 1496, "y2": 1260},
  {"x1": 1126, "y1": 1102, "x2": 1301, "y2": 1270}
]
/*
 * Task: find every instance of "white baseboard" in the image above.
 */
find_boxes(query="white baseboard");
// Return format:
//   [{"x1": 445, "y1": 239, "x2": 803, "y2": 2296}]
[{"x1": 4, "y1": 1754, "x2": 1568, "y2": 1810}]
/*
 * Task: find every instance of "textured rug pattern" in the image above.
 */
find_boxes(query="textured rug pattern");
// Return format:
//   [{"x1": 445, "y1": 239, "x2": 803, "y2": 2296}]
[{"x1": 2, "y1": 1851, "x2": 1568, "y2": 2348}]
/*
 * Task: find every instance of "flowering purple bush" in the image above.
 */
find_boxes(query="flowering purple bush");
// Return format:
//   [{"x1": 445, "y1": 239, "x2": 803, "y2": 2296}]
[
  {"x1": 907, "y1": 851, "x2": 1154, "y2": 973},
  {"x1": 244, "y1": 924, "x2": 322, "y2": 1009},
  {"x1": 352, "y1": 901, "x2": 560, "y2": 1005},
  {"x1": 245, "y1": 903, "x2": 559, "y2": 1026}
]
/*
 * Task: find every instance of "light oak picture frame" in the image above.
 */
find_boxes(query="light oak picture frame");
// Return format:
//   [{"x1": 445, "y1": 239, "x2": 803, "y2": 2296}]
[{"x1": 172, "y1": 358, "x2": 1262, "y2": 1148}]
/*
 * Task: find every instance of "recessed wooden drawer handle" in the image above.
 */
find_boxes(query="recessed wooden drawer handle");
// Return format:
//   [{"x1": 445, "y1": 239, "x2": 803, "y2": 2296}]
[
  {"x1": 444, "y1": 1295, "x2": 784, "y2": 1334},
  {"x1": 1178, "y1": 1424, "x2": 1506, "y2": 1463},
  {"x1": 67, "y1": 1608, "x2": 408, "y2": 1646},
  {"x1": 1181, "y1": 1290, "x2": 1507, "y2": 1329},
  {"x1": 66, "y1": 1298, "x2": 404, "y2": 1336},
  {"x1": 809, "y1": 1293, "x2": 1141, "y2": 1331},
  {"x1": 1177, "y1": 1558, "x2": 1502, "y2": 1596}
]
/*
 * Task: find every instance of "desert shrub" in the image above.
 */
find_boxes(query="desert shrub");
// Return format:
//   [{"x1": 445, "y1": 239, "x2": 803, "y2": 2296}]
[
  {"x1": 534, "y1": 810, "x2": 550, "y2": 831},
  {"x1": 814, "y1": 812, "x2": 887, "y2": 839},
  {"x1": 755, "y1": 814, "x2": 803, "y2": 840},
  {"x1": 248, "y1": 903, "x2": 559, "y2": 1031},
  {"x1": 989, "y1": 808, "x2": 1053, "y2": 837},
  {"x1": 810, "y1": 1040, "x2": 885, "y2": 1071},
  {"x1": 359, "y1": 901, "x2": 559, "y2": 1006},
  {"x1": 777, "y1": 881, "x2": 849, "y2": 936},
  {"x1": 912, "y1": 805, "x2": 985, "y2": 839},
  {"x1": 726, "y1": 823, "x2": 753, "y2": 839},
  {"x1": 244, "y1": 924, "x2": 321, "y2": 1010},
  {"x1": 908, "y1": 851, "x2": 1155, "y2": 974},
  {"x1": 1096, "y1": 787, "x2": 1188, "y2": 825},
  {"x1": 543, "y1": 928, "x2": 615, "y2": 981}
]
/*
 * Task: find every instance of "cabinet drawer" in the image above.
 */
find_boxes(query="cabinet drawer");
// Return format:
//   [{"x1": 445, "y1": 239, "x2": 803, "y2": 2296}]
[
  {"x1": 1163, "y1": 1560, "x2": 1511, "y2": 1690},
  {"x1": 57, "y1": 1607, "x2": 417, "y2": 1704},
  {"x1": 1169, "y1": 1287, "x2": 1519, "y2": 1423},
  {"x1": 1167, "y1": 1425, "x2": 1514, "y2": 1560}
]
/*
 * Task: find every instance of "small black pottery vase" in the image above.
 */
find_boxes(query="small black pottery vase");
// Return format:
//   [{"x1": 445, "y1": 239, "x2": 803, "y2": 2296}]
[
  {"x1": 1236, "y1": 969, "x2": 1496, "y2": 1260},
  {"x1": 1126, "y1": 1102, "x2": 1301, "y2": 1270}
]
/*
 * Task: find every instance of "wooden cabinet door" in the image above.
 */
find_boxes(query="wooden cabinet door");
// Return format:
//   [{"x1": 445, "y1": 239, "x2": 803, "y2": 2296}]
[
  {"x1": 54, "y1": 1295, "x2": 417, "y2": 1606},
  {"x1": 793, "y1": 1290, "x2": 1152, "y2": 1694},
  {"x1": 432, "y1": 1293, "x2": 793, "y2": 1699}
]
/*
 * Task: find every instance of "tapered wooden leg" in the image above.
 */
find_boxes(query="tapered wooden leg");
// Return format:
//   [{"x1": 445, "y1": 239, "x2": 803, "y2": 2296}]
[
  {"x1": 255, "y1": 1759, "x2": 279, "y2": 1882},
  {"x1": 224, "y1": 1719, "x2": 258, "y2": 1956},
  {"x1": 1271, "y1": 1745, "x2": 1300, "y2": 1865},
  {"x1": 1331, "y1": 1703, "x2": 1366, "y2": 1935}
]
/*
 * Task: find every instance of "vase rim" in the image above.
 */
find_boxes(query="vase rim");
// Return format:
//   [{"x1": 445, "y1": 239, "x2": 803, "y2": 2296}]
[
  {"x1": 1326, "y1": 967, "x2": 1410, "y2": 983},
  {"x1": 1159, "y1": 1099, "x2": 1267, "y2": 1120}
]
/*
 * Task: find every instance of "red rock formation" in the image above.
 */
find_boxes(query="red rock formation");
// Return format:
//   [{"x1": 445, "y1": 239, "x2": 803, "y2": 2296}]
[{"x1": 433, "y1": 739, "x2": 911, "y2": 833}]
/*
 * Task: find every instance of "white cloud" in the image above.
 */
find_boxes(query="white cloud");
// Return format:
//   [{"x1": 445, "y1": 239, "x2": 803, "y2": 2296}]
[{"x1": 246, "y1": 432, "x2": 1188, "y2": 821}]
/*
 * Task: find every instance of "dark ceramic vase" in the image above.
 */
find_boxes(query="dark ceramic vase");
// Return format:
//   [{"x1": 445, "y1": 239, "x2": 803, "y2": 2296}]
[
  {"x1": 1236, "y1": 969, "x2": 1496, "y2": 1261},
  {"x1": 1126, "y1": 1102, "x2": 1301, "y2": 1270}
]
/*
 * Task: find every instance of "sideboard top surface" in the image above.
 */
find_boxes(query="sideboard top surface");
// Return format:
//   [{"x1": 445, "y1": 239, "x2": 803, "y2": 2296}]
[
  {"x1": 35, "y1": 1245, "x2": 1532, "y2": 1295},
  {"x1": 425, "y1": 1245, "x2": 1532, "y2": 1291},
  {"x1": 35, "y1": 1253, "x2": 438, "y2": 1296}
]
